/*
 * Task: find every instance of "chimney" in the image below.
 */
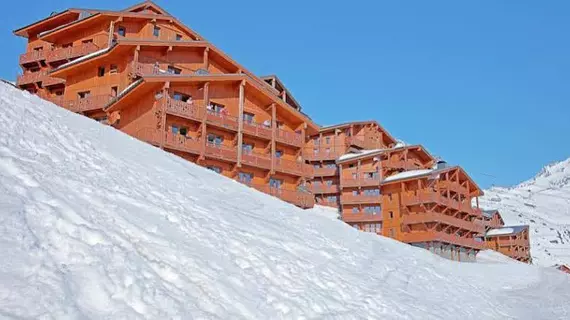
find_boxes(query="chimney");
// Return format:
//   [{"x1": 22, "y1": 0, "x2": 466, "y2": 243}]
[{"x1": 436, "y1": 160, "x2": 447, "y2": 170}]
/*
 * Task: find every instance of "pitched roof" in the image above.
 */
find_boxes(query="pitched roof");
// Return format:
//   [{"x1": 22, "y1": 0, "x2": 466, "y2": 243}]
[
  {"x1": 486, "y1": 225, "x2": 529, "y2": 237},
  {"x1": 122, "y1": 1, "x2": 171, "y2": 16},
  {"x1": 336, "y1": 144, "x2": 432, "y2": 164}
]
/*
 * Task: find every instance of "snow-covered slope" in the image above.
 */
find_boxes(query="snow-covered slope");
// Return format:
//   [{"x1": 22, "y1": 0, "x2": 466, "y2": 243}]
[
  {"x1": 479, "y1": 158, "x2": 570, "y2": 267},
  {"x1": 1, "y1": 83, "x2": 569, "y2": 319}
]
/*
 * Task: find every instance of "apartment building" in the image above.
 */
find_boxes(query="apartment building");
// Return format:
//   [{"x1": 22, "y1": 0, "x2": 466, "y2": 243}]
[
  {"x1": 14, "y1": 1, "x2": 317, "y2": 208},
  {"x1": 484, "y1": 225, "x2": 532, "y2": 263},
  {"x1": 306, "y1": 121, "x2": 397, "y2": 208}
]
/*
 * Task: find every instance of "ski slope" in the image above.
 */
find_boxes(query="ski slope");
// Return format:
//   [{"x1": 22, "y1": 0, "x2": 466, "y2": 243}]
[
  {"x1": 479, "y1": 158, "x2": 570, "y2": 267},
  {"x1": 0, "y1": 83, "x2": 569, "y2": 319}
]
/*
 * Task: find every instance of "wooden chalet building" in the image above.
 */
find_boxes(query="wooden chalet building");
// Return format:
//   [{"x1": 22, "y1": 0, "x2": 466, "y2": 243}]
[
  {"x1": 484, "y1": 225, "x2": 531, "y2": 263},
  {"x1": 13, "y1": 1, "x2": 317, "y2": 208},
  {"x1": 306, "y1": 121, "x2": 397, "y2": 208}
]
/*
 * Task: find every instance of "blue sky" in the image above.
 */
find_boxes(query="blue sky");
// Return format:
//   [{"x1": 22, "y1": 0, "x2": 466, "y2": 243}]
[{"x1": 3, "y1": 0, "x2": 569, "y2": 188}]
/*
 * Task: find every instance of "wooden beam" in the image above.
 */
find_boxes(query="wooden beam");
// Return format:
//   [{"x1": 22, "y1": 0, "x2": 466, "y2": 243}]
[
  {"x1": 200, "y1": 82, "x2": 209, "y2": 159},
  {"x1": 270, "y1": 103, "x2": 276, "y2": 174},
  {"x1": 108, "y1": 20, "x2": 115, "y2": 47},
  {"x1": 159, "y1": 82, "x2": 169, "y2": 149},
  {"x1": 236, "y1": 80, "x2": 245, "y2": 167},
  {"x1": 203, "y1": 47, "x2": 209, "y2": 70}
]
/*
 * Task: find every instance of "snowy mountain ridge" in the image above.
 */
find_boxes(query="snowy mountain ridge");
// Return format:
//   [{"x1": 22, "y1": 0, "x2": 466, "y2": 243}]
[
  {"x1": 1, "y1": 83, "x2": 569, "y2": 318},
  {"x1": 479, "y1": 157, "x2": 570, "y2": 267}
]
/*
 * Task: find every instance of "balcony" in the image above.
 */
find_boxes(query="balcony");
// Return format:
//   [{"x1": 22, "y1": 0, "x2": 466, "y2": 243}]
[
  {"x1": 305, "y1": 148, "x2": 344, "y2": 161},
  {"x1": 166, "y1": 98, "x2": 203, "y2": 121},
  {"x1": 164, "y1": 132, "x2": 201, "y2": 155},
  {"x1": 383, "y1": 159, "x2": 421, "y2": 171},
  {"x1": 16, "y1": 71, "x2": 47, "y2": 86},
  {"x1": 340, "y1": 194, "x2": 382, "y2": 204},
  {"x1": 402, "y1": 212, "x2": 484, "y2": 234},
  {"x1": 315, "y1": 199, "x2": 339, "y2": 208},
  {"x1": 205, "y1": 143, "x2": 238, "y2": 162},
  {"x1": 313, "y1": 166, "x2": 338, "y2": 176},
  {"x1": 400, "y1": 231, "x2": 484, "y2": 250},
  {"x1": 206, "y1": 110, "x2": 239, "y2": 131},
  {"x1": 243, "y1": 120, "x2": 272, "y2": 140},
  {"x1": 63, "y1": 95, "x2": 113, "y2": 113},
  {"x1": 46, "y1": 42, "x2": 100, "y2": 64},
  {"x1": 253, "y1": 185, "x2": 314, "y2": 208},
  {"x1": 275, "y1": 158, "x2": 311, "y2": 177},
  {"x1": 43, "y1": 76, "x2": 65, "y2": 87},
  {"x1": 346, "y1": 137, "x2": 367, "y2": 149},
  {"x1": 439, "y1": 180, "x2": 469, "y2": 196},
  {"x1": 20, "y1": 50, "x2": 47, "y2": 65},
  {"x1": 342, "y1": 176, "x2": 381, "y2": 188},
  {"x1": 311, "y1": 184, "x2": 340, "y2": 194},
  {"x1": 276, "y1": 128, "x2": 302, "y2": 147},
  {"x1": 241, "y1": 151, "x2": 271, "y2": 170},
  {"x1": 134, "y1": 127, "x2": 162, "y2": 146},
  {"x1": 342, "y1": 212, "x2": 383, "y2": 223},
  {"x1": 402, "y1": 191, "x2": 475, "y2": 216}
]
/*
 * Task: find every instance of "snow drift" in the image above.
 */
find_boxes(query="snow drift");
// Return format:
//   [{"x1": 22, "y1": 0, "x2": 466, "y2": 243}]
[{"x1": 0, "y1": 83, "x2": 569, "y2": 319}]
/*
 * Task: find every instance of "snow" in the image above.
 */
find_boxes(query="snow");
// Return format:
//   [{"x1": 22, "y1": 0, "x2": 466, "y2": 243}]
[
  {"x1": 1, "y1": 83, "x2": 570, "y2": 318},
  {"x1": 486, "y1": 225, "x2": 527, "y2": 237},
  {"x1": 479, "y1": 158, "x2": 570, "y2": 267},
  {"x1": 382, "y1": 169, "x2": 434, "y2": 183},
  {"x1": 306, "y1": 205, "x2": 341, "y2": 221},
  {"x1": 338, "y1": 148, "x2": 384, "y2": 161},
  {"x1": 476, "y1": 250, "x2": 520, "y2": 264}
]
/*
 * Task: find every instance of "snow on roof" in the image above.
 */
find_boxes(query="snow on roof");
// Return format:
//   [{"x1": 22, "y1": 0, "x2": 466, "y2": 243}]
[
  {"x1": 486, "y1": 225, "x2": 528, "y2": 237},
  {"x1": 382, "y1": 169, "x2": 434, "y2": 183},
  {"x1": 338, "y1": 148, "x2": 385, "y2": 161}
]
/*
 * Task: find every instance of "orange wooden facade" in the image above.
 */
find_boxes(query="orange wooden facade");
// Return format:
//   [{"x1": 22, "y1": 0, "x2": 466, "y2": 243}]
[
  {"x1": 307, "y1": 121, "x2": 397, "y2": 208},
  {"x1": 484, "y1": 225, "x2": 532, "y2": 263},
  {"x1": 14, "y1": 1, "x2": 317, "y2": 208}
]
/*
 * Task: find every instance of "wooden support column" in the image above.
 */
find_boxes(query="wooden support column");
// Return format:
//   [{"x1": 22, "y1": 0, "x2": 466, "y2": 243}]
[
  {"x1": 236, "y1": 80, "x2": 245, "y2": 167},
  {"x1": 270, "y1": 103, "x2": 276, "y2": 174},
  {"x1": 300, "y1": 122, "x2": 306, "y2": 161},
  {"x1": 108, "y1": 21, "x2": 115, "y2": 47},
  {"x1": 200, "y1": 82, "x2": 209, "y2": 158},
  {"x1": 159, "y1": 82, "x2": 170, "y2": 149},
  {"x1": 203, "y1": 47, "x2": 209, "y2": 70}
]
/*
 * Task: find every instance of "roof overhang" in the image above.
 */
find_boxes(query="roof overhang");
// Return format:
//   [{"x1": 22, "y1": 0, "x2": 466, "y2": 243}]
[
  {"x1": 13, "y1": 10, "x2": 82, "y2": 38},
  {"x1": 319, "y1": 120, "x2": 397, "y2": 146},
  {"x1": 336, "y1": 144, "x2": 433, "y2": 164}
]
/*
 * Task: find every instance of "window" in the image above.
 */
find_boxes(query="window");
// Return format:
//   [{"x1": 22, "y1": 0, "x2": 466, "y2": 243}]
[
  {"x1": 314, "y1": 137, "x2": 320, "y2": 145},
  {"x1": 388, "y1": 193, "x2": 393, "y2": 201},
  {"x1": 207, "y1": 166, "x2": 221, "y2": 174},
  {"x1": 349, "y1": 164, "x2": 355, "y2": 168},
  {"x1": 276, "y1": 121, "x2": 284, "y2": 129},
  {"x1": 238, "y1": 172, "x2": 253, "y2": 185},
  {"x1": 98, "y1": 66, "x2": 105, "y2": 77},
  {"x1": 352, "y1": 172, "x2": 358, "y2": 179},
  {"x1": 243, "y1": 112, "x2": 255, "y2": 124},
  {"x1": 179, "y1": 127, "x2": 188, "y2": 136},
  {"x1": 275, "y1": 150, "x2": 283, "y2": 158},
  {"x1": 313, "y1": 148, "x2": 318, "y2": 155},
  {"x1": 313, "y1": 164, "x2": 320, "y2": 169},
  {"x1": 111, "y1": 86, "x2": 118, "y2": 97},
  {"x1": 153, "y1": 26, "x2": 161, "y2": 37},
  {"x1": 110, "y1": 64, "x2": 118, "y2": 74},
  {"x1": 326, "y1": 164, "x2": 336, "y2": 169},
  {"x1": 171, "y1": 125, "x2": 179, "y2": 134},
  {"x1": 208, "y1": 102, "x2": 225, "y2": 114},
  {"x1": 207, "y1": 134, "x2": 223, "y2": 146},
  {"x1": 173, "y1": 92, "x2": 190, "y2": 102},
  {"x1": 167, "y1": 66, "x2": 182, "y2": 75},
  {"x1": 242, "y1": 143, "x2": 253, "y2": 154},
  {"x1": 269, "y1": 178, "x2": 282, "y2": 189},
  {"x1": 176, "y1": 34, "x2": 182, "y2": 41},
  {"x1": 389, "y1": 211, "x2": 394, "y2": 219},
  {"x1": 352, "y1": 207, "x2": 359, "y2": 213},
  {"x1": 325, "y1": 180, "x2": 333, "y2": 186},
  {"x1": 325, "y1": 148, "x2": 331, "y2": 154},
  {"x1": 327, "y1": 196, "x2": 337, "y2": 202},
  {"x1": 352, "y1": 190, "x2": 359, "y2": 196},
  {"x1": 78, "y1": 91, "x2": 91, "y2": 99},
  {"x1": 33, "y1": 46, "x2": 43, "y2": 52},
  {"x1": 82, "y1": 39, "x2": 93, "y2": 44},
  {"x1": 117, "y1": 27, "x2": 126, "y2": 37},
  {"x1": 62, "y1": 43, "x2": 72, "y2": 48},
  {"x1": 325, "y1": 137, "x2": 330, "y2": 144}
]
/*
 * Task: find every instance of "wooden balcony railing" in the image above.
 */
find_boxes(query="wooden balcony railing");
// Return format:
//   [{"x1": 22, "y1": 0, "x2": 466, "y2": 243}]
[
  {"x1": 402, "y1": 191, "x2": 475, "y2": 215},
  {"x1": 401, "y1": 231, "x2": 484, "y2": 250},
  {"x1": 63, "y1": 95, "x2": 113, "y2": 113},
  {"x1": 383, "y1": 159, "x2": 422, "y2": 171},
  {"x1": 402, "y1": 212, "x2": 484, "y2": 234},
  {"x1": 252, "y1": 184, "x2": 314, "y2": 208},
  {"x1": 20, "y1": 50, "x2": 47, "y2": 65},
  {"x1": 342, "y1": 176, "x2": 381, "y2": 188},
  {"x1": 311, "y1": 184, "x2": 340, "y2": 194},
  {"x1": 166, "y1": 98, "x2": 203, "y2": 121},
  {"x1": 275, "y1": 158, "x2": 311, "y2": 176},
  {"x1": 206, "y1": 110, "x2": 239, "y2": 131},
  {"x1": 315, "y1": 199, "x2": 339, "y2": 208},
  {"x1": 276, "y1": 128, "x2": 302, "y2": 147},
  {"x1": 241, "y1": 150, "x2": 271, "y2": 170},
  {"x1": 304, "y1": 148, "x2": 344, "y2": 161},
  {"x1": 346, "y1": 136, "x2": 367, "y2": 149},
  {"x1": 313, "y1": 167, "x2": 338, "y2": 176},
  {"x1": 46, "y1": 42, "x2": 100, "y2": 63},
  {"x1": 134, "y1": 127, "x2": 162, "y2": 146},
  {"x1": 342, "y1": 212, "x2": 383, "y2": 223},
  {"x1": 243, "y1": 120, "x2": 272, "y2": 140},
  {"x1": 340, "y1": 194, "x2": 382, "y2": 204},
  {"x1": 205, "y1": 143, "x2": 238, "y2": 162},
  {"x1": 16, "y1": 71, "x2": 47, "y2": 86},
  {"x1": 164, "y1": 132, "x2": 201, "y2": 154},
  {"x1": 43, "y1": 76, "x2": 65, "y2": 87},
  {"x1": 439, "y1": 180, "x2": 469, "y2": 196}
]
